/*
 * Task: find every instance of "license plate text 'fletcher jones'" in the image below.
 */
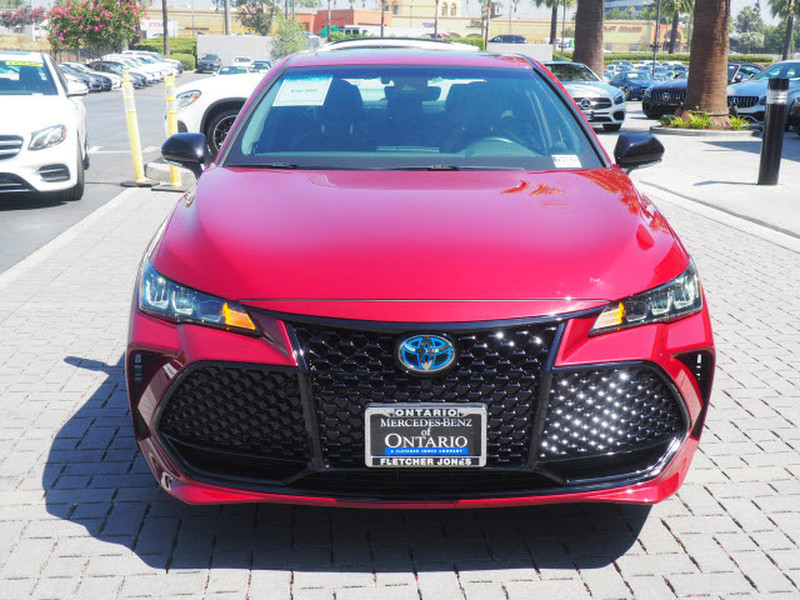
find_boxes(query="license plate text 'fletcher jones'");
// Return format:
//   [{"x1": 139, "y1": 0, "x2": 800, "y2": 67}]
[{"x1": 364, "y1": 404, "x2": 487, "y2": 468}]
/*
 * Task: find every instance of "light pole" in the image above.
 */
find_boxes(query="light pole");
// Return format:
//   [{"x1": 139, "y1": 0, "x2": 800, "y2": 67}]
[
  {"x1": 223, "y1": 0, "x2": 231, "y2": 34},
  {"x1": 560, "y1": 0, "x2": 566, "y2": 59},
  {"x1": 434, "y1": 0, "x2": 439, "y2": 37},
  {"x1": 162, "y1": 0, "x2": 170, "y2": 56},
  {"x1": 652, "y1": 0, "x2": 662, "y2": 77},
  {"x1": 327, "y1": 0, "x2": 332, "y2": 41},
  {"x1": 380, "y1": 0, "x2": 385, "y2": 37}
]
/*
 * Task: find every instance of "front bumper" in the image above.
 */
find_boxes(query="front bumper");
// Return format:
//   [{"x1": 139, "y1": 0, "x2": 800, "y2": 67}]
[
  {"x1": 642, "y1": 95, "x2": 681, "y2": 117},
  {"x1": 0, "y1": 133, "x2": 79, "y2": 193},
  {"x1": 573, "y1": 96, "x2": 626, "y2": 127},
  {"x1": 127, "y1": 300, "x2": 714, "y2": 507}
]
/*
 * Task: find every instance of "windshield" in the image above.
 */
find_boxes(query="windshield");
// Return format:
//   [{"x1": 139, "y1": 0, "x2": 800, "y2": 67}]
[
  {"x1": 224, "y1": 64, "x2": 603, "y2": 171},
  {"x1": 755, "y1": 62, "x2": 800, "y2": 80},
  {"x1": 547, "y1": 63, "x2": 599, "y2": 82},
  {"x1": 0, "y1": 58, "x2": 57, "y2": 95}
]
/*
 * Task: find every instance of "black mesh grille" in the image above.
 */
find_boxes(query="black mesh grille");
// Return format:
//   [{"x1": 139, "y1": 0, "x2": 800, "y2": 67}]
[
  {"x1": 538, "y1": 365, "x2": 685, "y2": 460},
  {"x1": 0, "y1": 173, "x2": 32, "y2": 193},
  {"x1": 290, "y1": 322, "x2": 558, "y2": 468},
  {"x1": 158, "y1": 364, "x2": 309, "y2": 462}
]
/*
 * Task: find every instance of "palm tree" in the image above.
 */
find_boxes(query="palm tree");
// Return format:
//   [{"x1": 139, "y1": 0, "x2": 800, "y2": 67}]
[
  {"x1": 661, "y1": 0, "x2": 694, "y2": 53},
  {"x1": 534, "y1": 0, "x2": 575, "y2": 52},
  {"x1": 768, "y1": 0, "x2": 798, "y2": 59},
  {"x1": 683, "y1": 0, "x2": 729, "y2": 120},
  {"x1": 572, "y1": 0, "x2": 604, "y2": 77}
]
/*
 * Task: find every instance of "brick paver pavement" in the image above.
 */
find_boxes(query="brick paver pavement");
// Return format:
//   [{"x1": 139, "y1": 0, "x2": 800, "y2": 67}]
[{"x1": 0, "y1": 186, "x2": 798, "y2": 600}]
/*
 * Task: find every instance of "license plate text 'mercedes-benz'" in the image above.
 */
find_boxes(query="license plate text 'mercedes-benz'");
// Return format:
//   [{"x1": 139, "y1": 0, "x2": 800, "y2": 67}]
[{"x1": 364, "y1": 404, "x2": 487, "y2": 468}]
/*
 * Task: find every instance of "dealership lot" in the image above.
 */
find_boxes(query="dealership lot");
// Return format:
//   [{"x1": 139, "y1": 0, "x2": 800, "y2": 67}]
[{"x1": 1, "y1": 88, "x2": 799, "y2": 598}]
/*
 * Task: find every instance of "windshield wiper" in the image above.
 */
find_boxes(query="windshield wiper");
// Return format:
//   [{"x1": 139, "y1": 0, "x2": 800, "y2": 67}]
[
  {"x1": 389, "y1": 164, "x2": 461, "y2": 171},
  {"x1": 249, "y1": 162, "x2": 301, "y2": 169}
]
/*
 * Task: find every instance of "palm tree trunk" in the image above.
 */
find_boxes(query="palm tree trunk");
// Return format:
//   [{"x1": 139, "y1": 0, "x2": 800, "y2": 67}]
[
  {"x1": 684, "y1": 0, "x2": 730, "y2": 117},
  {"x1": 781, "y1": 8, "x2": 794, "y2": 60},
  {"x1": 573, "y1": 0, "x2": 604, "y2": 76},
  {"x1": 550, "y1": 2, "x2": 559, "y2": 48},
  {"x1": 668, "y1": 9, "x2": 679, "y2": 53}
]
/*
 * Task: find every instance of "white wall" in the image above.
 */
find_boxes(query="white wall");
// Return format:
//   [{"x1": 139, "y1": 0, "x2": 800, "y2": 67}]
[{"x1": 197, "y1": 35, "x2": 275, "y2": 65}]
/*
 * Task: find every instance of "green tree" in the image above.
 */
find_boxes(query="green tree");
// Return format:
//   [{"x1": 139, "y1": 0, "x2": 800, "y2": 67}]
[
  {"x1": 733, "y1": 5, "x2": 763, "y2": 32},
  {"x1": 730, "y1": 29, "x2": 765, "y2": 51},
  {"x1": 767, "y1": 0, "x2": 799, "y2": 59},
  {"x1": 270, "y1": 12, "x2": 307, "y2": 59},
  {"x1": 535, "y1": 0, "x2": 574, "y2": 51},
  {"x1": 660, "y1": 0, "x2": 693, "y2": 53},
  {"x1": 49, "y1": 0, "x2": 143, "y2": 56},
  {"x1": 236, "y1": 0, "x2": 277, "y2": 36},
  {"x1": 763, "y1": 19, "x2": 798, "y2": 53}
]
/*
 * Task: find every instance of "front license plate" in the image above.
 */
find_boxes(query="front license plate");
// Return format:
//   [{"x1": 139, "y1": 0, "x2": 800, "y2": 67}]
[{"x1": 364, "y1": 404, "x2": 487, "y2": 468}]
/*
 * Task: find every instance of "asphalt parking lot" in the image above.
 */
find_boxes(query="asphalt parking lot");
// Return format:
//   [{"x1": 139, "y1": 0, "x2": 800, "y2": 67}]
[{"x1": 1, "y1": 87, "x2": 799, "y2": 599}]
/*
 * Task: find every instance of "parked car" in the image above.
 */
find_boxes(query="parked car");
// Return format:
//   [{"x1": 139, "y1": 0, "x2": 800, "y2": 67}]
[
  {"x1": 789, "y1": 97, "x2": 800, "y2": 134},
  {"x1": 545, "y1": 61, "x2": 626, "y2": 131},
  {"x1": 197, "y1": 53, "x2": 222, "y2": 73},
  {"x1": 0, "y1": 51, "x2": 89, "y2": 200},
  {"x1": 174, "y1": 71, "x2": 263, "y2": 155},
  {"x1": 58, "y1": 63, "x2": 111, "y2": 92},
  {"x1": 123, "y1": 50, "x2": 183, "y2": 74},
  {"x1": 727, "y1": 60, "x2": 800, "y2": 126},
  {"x1": 134, "y1": 47, "x2": 715, "y2": 508},
  {"x1": 103, "y1": 54, "x2": 164, "y2": 82},
  {"x1": 489, "y1": 34, "x2": 526, "y2": 43},
  {"x1": 643, "y1": 63, "x2": 762, "y2": 119},
  {"x1": 249, "y1": 60, "x2": 272, "y2": 73},
  {"x1": 88, "y1": 60, "x2": 149, "y2": 88},
  {"x1": 608, "y1": 71, "x2": 658, "y2": 100},
  {"x1": 232, "y1": 56, "x2": 252, "y2": 68},
  {"x1": 64, "y1": 62, "x2": 122, "y2": 88},
  {"x1": 218, "y1": 65, "x2": 249, "y2": 75}
]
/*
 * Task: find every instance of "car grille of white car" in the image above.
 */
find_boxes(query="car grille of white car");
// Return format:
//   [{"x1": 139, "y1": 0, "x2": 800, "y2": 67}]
[{"x1": 0, "y1": 135, "x2": 23, "y2": 160}]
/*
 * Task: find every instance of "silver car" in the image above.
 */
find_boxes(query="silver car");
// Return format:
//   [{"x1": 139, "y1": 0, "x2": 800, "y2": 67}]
[
  {"x1": 545, "y1": 61, "x2": 627, "y2": 132},
  {"x1": 727, "y1": 60, "x2": 800, "y2": 126}
]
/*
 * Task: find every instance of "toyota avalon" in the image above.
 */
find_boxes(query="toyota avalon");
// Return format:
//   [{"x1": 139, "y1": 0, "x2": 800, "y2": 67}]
[{"x1": 127, "y1": 49, "x2": 715, "y2": 508}]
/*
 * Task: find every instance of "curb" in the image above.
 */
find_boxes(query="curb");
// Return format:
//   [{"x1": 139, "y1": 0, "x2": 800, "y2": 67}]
[
  {"x1": 649, "y1": 126, "x2": 758, "y2": 137},
  {"x1": 145, "y1": 158, "x2": 195, "y2": 187}
]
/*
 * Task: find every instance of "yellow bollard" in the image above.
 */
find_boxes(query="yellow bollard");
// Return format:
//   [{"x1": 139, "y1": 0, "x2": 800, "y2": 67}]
[
  {"x1": 164, "y1": 74, "x2": 182, "y2": 188},
  {"x1": 120, "y1": 71, "x2": 154, "y2": 187}
]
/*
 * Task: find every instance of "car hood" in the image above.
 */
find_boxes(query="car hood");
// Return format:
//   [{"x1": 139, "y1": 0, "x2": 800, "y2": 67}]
[
  {"x1": 727, "y1": 80, "x2": 769, "y2": 96},
  {"x1": 563, "y1": 82, "x2": 621, "y2": 98},
  {"x1": 176, "y1": 71, "x2": 263, "y2": 98},
  {"x1": 152, "y1": 167, "x2": 687, "y2": 319},
  {"x1": 0, "y1": 95, "x2": 75, "y2": 135},
  {"x1": 650, "y1": 78, "x2": 687, "y2": 92}
]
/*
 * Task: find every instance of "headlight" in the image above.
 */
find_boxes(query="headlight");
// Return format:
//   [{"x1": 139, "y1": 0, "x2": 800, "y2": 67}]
[
  {"x1": 29, "y1": 125, "x2": 67, "y2": 151},
  {"x1": 614, "y1": 93, "x2": 625, "y2": 104},
  {"x1": 176, "y1": 89, "x2": 201, "y2": 109},
  {"x1": 138, "y1": 261, "x2": 257, "y2": 335},
  {"x1": 590, "y1": 262, "x2": 702, "y2": 335}
]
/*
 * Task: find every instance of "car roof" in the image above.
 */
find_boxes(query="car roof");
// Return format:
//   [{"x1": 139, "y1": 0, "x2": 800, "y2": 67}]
[
  {"x1": 289, "y1": 48, "x2": 530, "y2": 69},
  {"x1": 316, "y1": 38, "x2": 481, "y2": 53}
]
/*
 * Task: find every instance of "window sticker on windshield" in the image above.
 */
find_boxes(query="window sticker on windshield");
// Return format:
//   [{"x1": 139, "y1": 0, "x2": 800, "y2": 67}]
[
  {"x1": 553, "y1": 155, "x2": 581, "y2": 169},
  {"x1": 273, "y1": 76, "x2": 333, "y2": 107},
  {"x1": 3, "y1": 60, "x2": 43, "y2": 67}
]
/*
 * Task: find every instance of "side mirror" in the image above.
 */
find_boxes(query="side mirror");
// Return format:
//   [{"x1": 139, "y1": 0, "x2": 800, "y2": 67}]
[
  {"x1": 67, "y1": 81, "x2": 88, "y2": 97},
  {"x1": 162, "y1": 133, "x2": 207, "y2": 178},
  {"x1": 733, "y1": 73, "x2": 743, "y2": 83},
  {"x1": 614, "y1": 133, "x2": 664, "y2": 173}
]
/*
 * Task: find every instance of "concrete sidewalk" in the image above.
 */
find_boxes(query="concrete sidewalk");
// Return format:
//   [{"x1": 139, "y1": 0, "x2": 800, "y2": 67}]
[
  {"x1": 0, "y1": 183, "x2": 798, "y2": 600},
  {"x1": 600, "y1": 129, "x2": 800, "y2": 238}
]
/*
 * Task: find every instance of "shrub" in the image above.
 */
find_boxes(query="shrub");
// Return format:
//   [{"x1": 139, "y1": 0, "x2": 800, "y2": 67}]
[
  {"x1": 687, "y1": 112, "x2": 711, "y2": 129},
  {"x1": 169, "y1": 52, "x2": 195, "y2": 70},
  {"x1": 730, "y1": 116, "x2": 749, "y2": 130},
  {"x1": 454, "y1": 37, "x2": 485, "y2": 50},
  {"x1": 135, "y1": 37, "x2": 197, "y2": 57}
]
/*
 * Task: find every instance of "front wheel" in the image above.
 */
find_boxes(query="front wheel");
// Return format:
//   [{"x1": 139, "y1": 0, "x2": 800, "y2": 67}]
[
  {"x1": 61, "y1": 141, "x2": 85, "y2": 201},
  {"x1": 603, "y1": 123, "x2": 623, "y2": 132},
  {"x1": 205, "y1": 108, "x2": 240, "y2": 157}
]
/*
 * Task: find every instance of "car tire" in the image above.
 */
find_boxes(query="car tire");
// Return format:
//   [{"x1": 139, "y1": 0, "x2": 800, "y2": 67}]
[
  {"x1": 603, "y1": 123, "x2": 623, "y2": 132},
  {"x1": 643, "y1": 111, "x2": 661, "y2": 120},
  {"x1": 61, "y1": 142, "x2": 85, "y2": 201},
  {"x1": 82, "y1": 143, "x2": 90, "y2": 170},
  {"x1": 205, "y1": 107, "x2": 240, "y2": 157}
]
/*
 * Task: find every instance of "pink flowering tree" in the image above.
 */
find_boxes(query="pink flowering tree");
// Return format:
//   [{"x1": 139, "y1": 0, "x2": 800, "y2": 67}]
[
  {"x1": 0, "y1": 7, "x2": 47, "y2": 28},
  {"x1": 48, "y1": 0, "x2": 144, "y2": 55}
]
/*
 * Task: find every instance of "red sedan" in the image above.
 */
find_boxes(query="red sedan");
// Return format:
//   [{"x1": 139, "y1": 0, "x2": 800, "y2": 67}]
[{"x1": 127, "y1": 47, "x2": 714, "y2": 508}]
